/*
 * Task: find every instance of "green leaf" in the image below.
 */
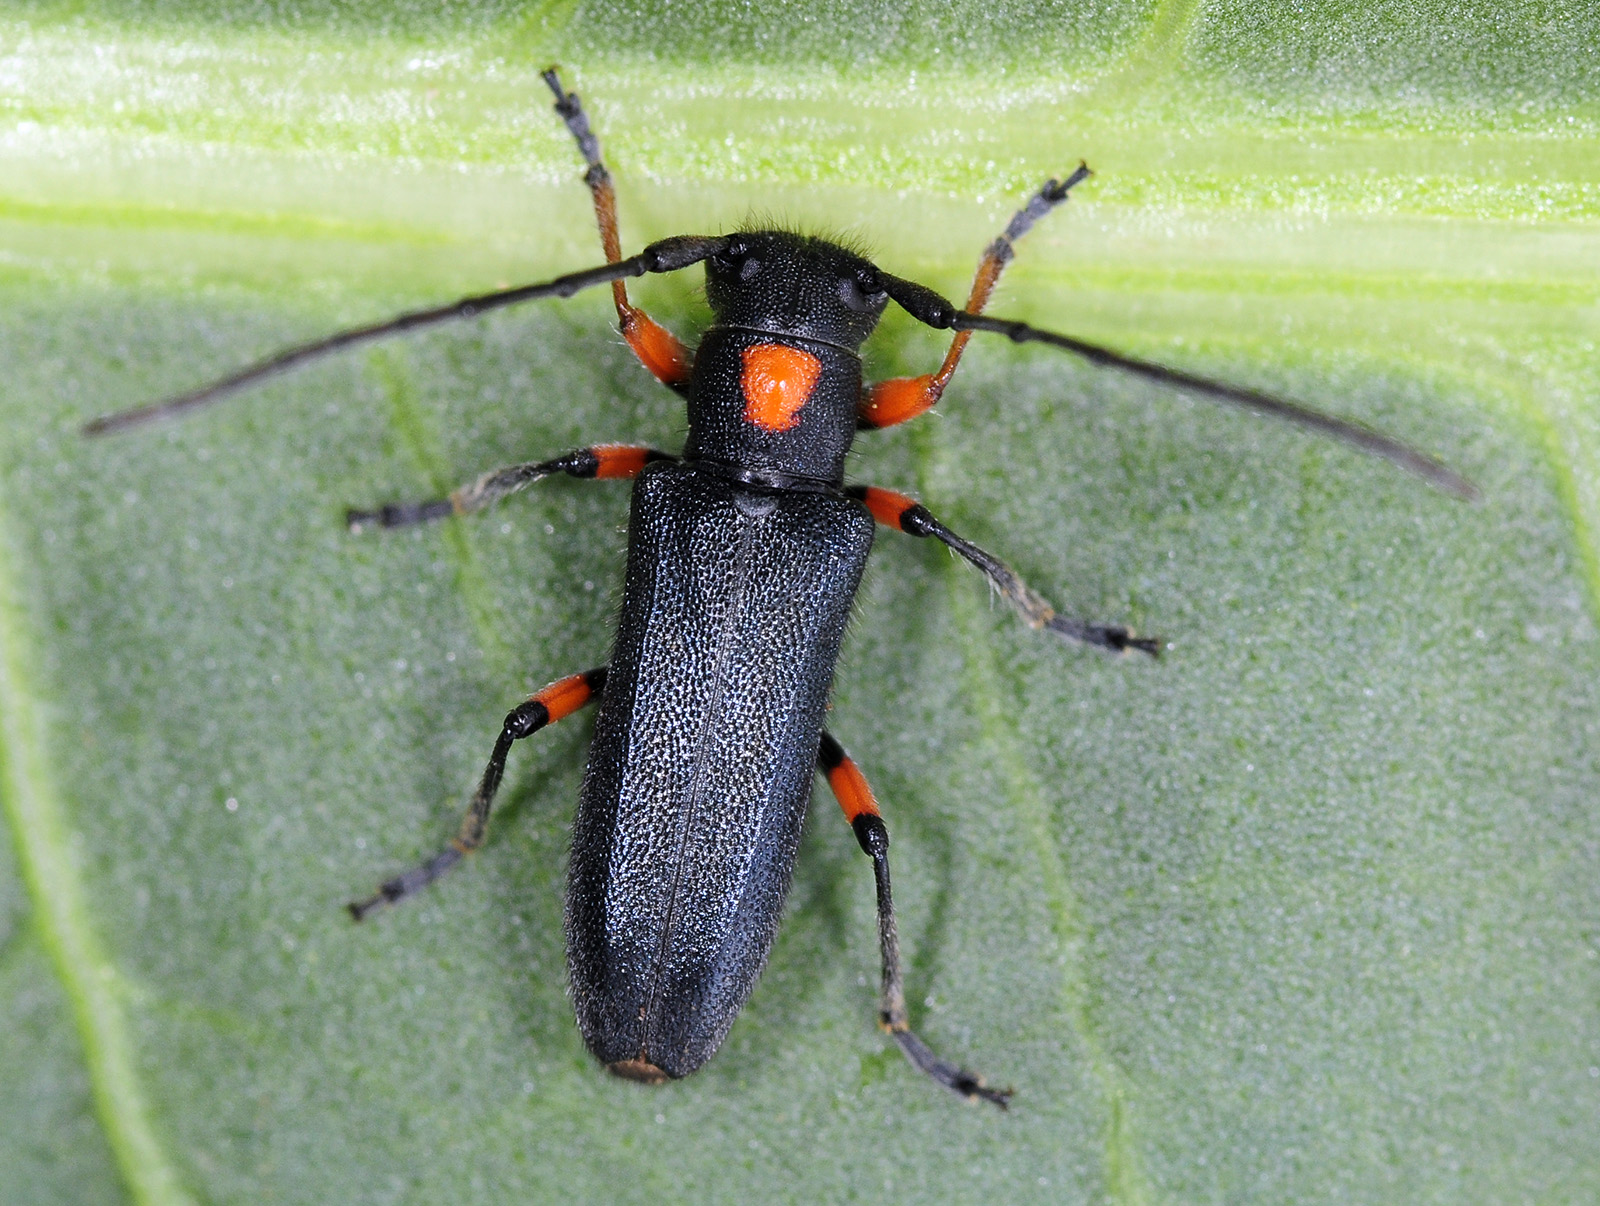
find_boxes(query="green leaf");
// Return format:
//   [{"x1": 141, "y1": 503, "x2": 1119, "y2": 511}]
[{"x1": 3, "y1": 3, "x2": 1599, "y2": 1203}]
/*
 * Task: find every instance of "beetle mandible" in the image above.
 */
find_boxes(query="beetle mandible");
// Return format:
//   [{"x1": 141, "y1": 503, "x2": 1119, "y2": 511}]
[{"x1": 85, "y1": 69, "x2": 1474, "y2": 1108}]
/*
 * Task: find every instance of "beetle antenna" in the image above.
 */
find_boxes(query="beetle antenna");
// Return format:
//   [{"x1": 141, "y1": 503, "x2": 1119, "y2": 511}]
[
  {"x1": 878, "y1": 269, "x2": 1475, "y2": 500},
  {"x1": 950, "y1": 312, "x2": 1478, "y2": 500},
  {"x1": 81, "y1": 235, "x2": 728, "y2": 436}
]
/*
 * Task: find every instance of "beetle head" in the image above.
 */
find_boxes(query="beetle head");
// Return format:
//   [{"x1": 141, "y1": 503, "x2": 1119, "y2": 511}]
[{"x1": 704, "y1": 231, "x2": 890, "y2": 350}]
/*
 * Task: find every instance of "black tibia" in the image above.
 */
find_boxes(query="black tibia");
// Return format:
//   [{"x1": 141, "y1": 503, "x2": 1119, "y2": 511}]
[
  {"x1": 346, "y1": 447, "x2": 676, "y2": 531},
  {"x1": 348, "y1": 667, "x2": 607, "y2": 921},
  {"x1": 820, "y1": 733, "x2": 1012, "y2": 1109},
  {"x1": 847, "y1": 487, "x2": 1161, "y2": 656}
]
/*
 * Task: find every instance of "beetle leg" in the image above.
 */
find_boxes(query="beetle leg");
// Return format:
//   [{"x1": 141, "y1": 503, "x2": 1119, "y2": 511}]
[
  {"x1": 846, "y1": 485, "x2": 1161, "y2": 656},
  {"x1": 818, "y1": 732, "x2": 1012, "y2": 1109},
  {"x1": 348, "y1": 667, "x2": 607, "y2": 920},
  {"x1": 346, "y1": 445, "x2": 675, "y2": 531},
  {"x1": 858, "y1": 165, "x2": 1091, "y2": 429},
  {"x1": 542, "y1": 68, "x2": 693, "y2": 389}
]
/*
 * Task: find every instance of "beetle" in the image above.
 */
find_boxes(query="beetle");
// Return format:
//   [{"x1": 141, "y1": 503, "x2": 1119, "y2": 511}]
[{"x1": 85, "y1": 69, "x2": 1474, "y2": 1108}]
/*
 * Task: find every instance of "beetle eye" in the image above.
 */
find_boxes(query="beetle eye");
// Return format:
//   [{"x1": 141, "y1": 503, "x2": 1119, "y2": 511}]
[
  {"x1": 838, "y1": 269, "x2": 888, "y2": 313},
  {"x1": 712, "y1": 235, "x2": 757, "y2": 277}
]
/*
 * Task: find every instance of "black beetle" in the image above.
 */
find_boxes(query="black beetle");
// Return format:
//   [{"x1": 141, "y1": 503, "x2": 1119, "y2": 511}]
[{"x1": 85, "y1": 69, "x2": 1473, "y2": 1107}]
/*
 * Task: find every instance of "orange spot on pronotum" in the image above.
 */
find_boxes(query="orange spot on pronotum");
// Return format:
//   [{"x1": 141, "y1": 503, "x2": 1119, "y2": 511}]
[
  {"x1": 741, "y1": 344, "x2": 822, "y2": 432},
  {"x1": 827, "y1": 756, "x2": 880, "y2": 824},
  {"x1": 858, "y1": 374, "x2": 937, "y2": 429},
  {"x1": 533, "y1": 674, "x2": 594, "y2": 723}
]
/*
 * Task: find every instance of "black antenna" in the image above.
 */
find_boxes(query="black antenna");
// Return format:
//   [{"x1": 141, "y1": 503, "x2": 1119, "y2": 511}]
[
  {"x1": 951, "y1": 313, "x2": 1478, "y2": 501},
  {"x1": 81, "y1": 235, "x2": 728, "y2": 436},
  {"x1": 877, "y1": 270, "x2": 1475, "y2": 501}
]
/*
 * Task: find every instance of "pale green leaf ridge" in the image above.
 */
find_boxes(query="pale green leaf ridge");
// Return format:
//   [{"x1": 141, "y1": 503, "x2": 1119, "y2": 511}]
[{"x1": 0, "y1": 502, "x2": 194, "y2": 1206}]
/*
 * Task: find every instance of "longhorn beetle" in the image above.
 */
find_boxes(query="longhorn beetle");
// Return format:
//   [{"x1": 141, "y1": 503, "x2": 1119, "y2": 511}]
[{"x1": 85, "y1": 69, "x2": 1475, "y2": 1108}]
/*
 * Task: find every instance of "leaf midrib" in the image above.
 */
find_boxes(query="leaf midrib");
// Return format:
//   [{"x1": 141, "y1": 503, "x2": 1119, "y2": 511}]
[{"x1": 0, "y1": 500, "x2": 194, "y2": 1206}]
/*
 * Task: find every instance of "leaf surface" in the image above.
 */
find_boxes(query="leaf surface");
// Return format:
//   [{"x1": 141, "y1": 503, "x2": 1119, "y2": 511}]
[{"x1": 2, "y1": 3, "x2": 1598, "y2": 1202}]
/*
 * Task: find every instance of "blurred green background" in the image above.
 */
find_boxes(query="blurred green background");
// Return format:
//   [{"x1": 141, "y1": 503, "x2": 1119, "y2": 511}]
[{"x1": 2, "y1": 2, "x2": 1598, "y2": 1202}]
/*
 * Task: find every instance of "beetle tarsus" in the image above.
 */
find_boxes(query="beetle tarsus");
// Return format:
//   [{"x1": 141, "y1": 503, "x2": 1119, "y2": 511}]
[
  {"x1": 1047, "y1": 615, "x2": 1163, "y2": 658},
  {"x1": 347, "y1": 846, "x2": 464, "y2": 921},
  {"x1": 346, "y1": 498, "x2": 456, "y2": 532},
  {"x1": 892, "y1": 1030, "x2": 1013, "y2": 1110}
]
